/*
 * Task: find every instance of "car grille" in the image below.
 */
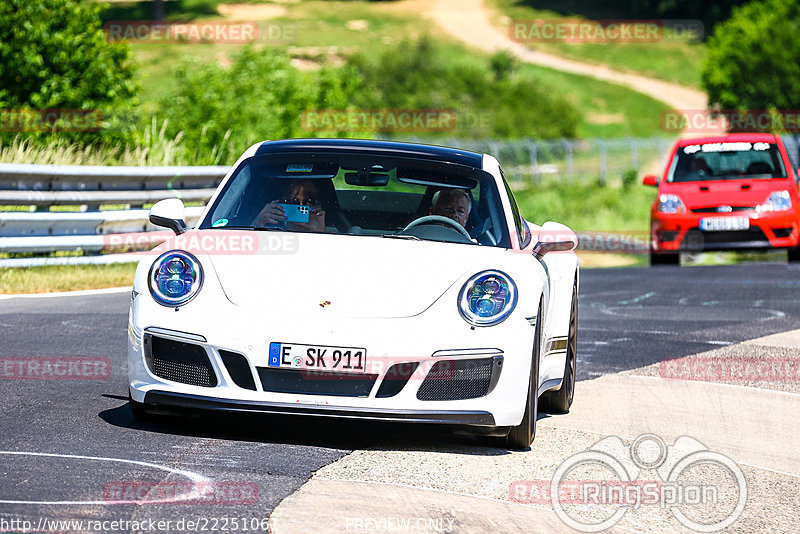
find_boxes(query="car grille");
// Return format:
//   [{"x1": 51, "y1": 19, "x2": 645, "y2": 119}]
[
  {"x1": 257, "y1": 368, "x2": 378, "y2": 397},
  {"x1": 219, "y1": 350, "x2": 256, "y2": 391},
  {"x1": 145, "y1": 335, "x2": 217, "y2": 387},
  {"x1": 417, "y1": 358, "x2": 494, "y2": 401},
  {"x1": 698, "y1": 228, "x2": 771, "y2": 249},
  {"x1": 691, "y1": 206, "x2": 754, "y2": 213}
]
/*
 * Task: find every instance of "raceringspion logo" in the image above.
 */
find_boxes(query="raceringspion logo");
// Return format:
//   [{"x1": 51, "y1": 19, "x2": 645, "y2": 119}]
[{"x1": 511, "y1": 433, "x2": 747, "y2": 532}]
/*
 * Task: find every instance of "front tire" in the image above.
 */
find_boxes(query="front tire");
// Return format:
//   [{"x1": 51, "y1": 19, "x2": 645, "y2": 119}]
[
  {"x1": 541, "y1": 279, "x2": 577, "y2": 413},
  {"x1": 502, "y1": 298, "x2": 542, "y2": 450},
  {"x1": 788, "y1": 247, "x2": 800, "y2": 263},
  {"x1": 650, "y1": 251, "x2": 679, "y2": 266},
  {"x1": 129, "y1": 391, "x2": 155, "y2": 421}
]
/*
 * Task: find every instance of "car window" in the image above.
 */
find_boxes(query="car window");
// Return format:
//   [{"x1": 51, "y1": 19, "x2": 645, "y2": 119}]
[
  {"x1": 669, "y1": 142, "x2": 788, "y2": 182},
  {"x1": 500, "y1": 169, "x2": 530, "y2": 248},
  {"x1": 201, "y1": 154, "x2": 510, "y2": 248}
]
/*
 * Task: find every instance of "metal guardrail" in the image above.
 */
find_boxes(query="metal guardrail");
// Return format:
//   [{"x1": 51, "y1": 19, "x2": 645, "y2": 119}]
[
  {"x1": 0, "y1": 163, "x2": 227, "y2": 190},
  {"x1": 0, "y1": 188, "x2": 216, "y2": 206},
  {"x1": 0, "y1": 207, "x2": 204, "y2": 237},
  {"x1": 0, "y1": 163, "x2": 222, "y2": 265}
]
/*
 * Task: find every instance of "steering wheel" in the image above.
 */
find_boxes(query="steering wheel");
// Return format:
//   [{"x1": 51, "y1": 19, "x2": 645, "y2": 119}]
[{"x1": 402, "y1": 215, "x2": 472, "y2": 240}]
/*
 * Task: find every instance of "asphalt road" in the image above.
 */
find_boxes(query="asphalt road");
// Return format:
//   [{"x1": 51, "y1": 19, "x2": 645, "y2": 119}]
[{"x1": 1, "y1": 263, "x2": 798, "y2": 532}]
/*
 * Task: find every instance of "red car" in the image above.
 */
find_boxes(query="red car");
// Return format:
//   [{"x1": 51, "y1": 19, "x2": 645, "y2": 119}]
[{"x1": 643, "y1": 133, "x2": 800, "y2": 265}]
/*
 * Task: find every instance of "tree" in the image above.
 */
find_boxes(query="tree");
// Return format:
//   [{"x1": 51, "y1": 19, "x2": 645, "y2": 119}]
[
  {"x1": 154, "y1": 0, "x2": 164, "y2": 21},
  {"x1": 0, "y1": 0, "x2": 137, "y2": 112},
  {"x1": 702, "y1": 0, "x2": 800, "y2": 112}
]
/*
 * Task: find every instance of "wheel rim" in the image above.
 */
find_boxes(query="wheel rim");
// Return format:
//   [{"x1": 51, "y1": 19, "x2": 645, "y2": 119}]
[{"x1": 566, "y1": 289, "x2": 577, "y2": 404}]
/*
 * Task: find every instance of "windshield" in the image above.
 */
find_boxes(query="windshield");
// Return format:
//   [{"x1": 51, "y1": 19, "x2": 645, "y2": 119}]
[
  {"x1": 200, "y1": 153, "x2": 510, "y2": 247},
  {"x1": 668, "y1": 142, "x2": 787, "y2": 183}
]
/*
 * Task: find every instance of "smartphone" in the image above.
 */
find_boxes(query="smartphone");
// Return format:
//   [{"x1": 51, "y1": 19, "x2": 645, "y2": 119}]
[{"x1": 278, "y1": 203, "x2": 310, "y2": 224}]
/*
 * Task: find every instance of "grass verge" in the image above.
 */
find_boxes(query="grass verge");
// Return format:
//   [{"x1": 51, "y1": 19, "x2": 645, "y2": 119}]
[
  {"x1": 0, "y1": 263, "x2": 137, "y2": 294},
  {"x1": 515, "y1": 180, "x2": 654, "y2": 232}
]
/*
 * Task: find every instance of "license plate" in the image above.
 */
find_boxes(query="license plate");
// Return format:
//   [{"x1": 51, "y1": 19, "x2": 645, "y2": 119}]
[
  {"x1": 699, "y1": 217, "x2": 749, "y2": 231},
  {"x1": 268, "y1": 342, "x2": 367, "y2": 373}
]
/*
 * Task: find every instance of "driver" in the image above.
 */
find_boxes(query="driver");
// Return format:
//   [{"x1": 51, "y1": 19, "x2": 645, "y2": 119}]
[{"x1": 430, "y1": 188, "x2": 471, "y2": 228}]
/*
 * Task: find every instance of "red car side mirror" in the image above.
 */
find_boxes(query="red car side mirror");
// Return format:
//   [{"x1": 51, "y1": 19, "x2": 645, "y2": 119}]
[{"x1": 642, "y1": 174, "x2": 658, "y2": 187}]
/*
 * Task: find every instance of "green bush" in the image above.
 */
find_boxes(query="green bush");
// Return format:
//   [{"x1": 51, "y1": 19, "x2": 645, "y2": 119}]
[
  {"x1": 702, "y1": 0, "x2": 800, "y2": 115},
  {"x1": 157, "y1": 48, "x2": 362, "y2": 163},
  {"x1": 348, "y1": 37, "x2": 579, "y2": 139},
  {"x1": 0, "y1": 0, "x2": 138, "y2": 142}
]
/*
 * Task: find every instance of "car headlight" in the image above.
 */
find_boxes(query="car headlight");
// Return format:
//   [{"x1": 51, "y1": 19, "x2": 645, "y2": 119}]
[
  {"x1": 148, "y1": 250, "x2": 203, "y2": 307},
  {"x1": 757, "y1": 190, "x2": 792, "y2": 213},
  {"x1": 658, "y1": 194, "x2": 686, "y2": 214},
  {"x1": 458, "y1": 270, "x2": 517, "y2": 326}
]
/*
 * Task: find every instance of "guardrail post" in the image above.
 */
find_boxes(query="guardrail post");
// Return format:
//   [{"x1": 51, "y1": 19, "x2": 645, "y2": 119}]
[
  {"x1": 595, "y1": 139, "x2": 607, "y2": 185},
  {"x1": 526, "y1": 139, "x2": 539, "y2": 186},
  {"x1": 563, "y1": 139, "x2": 573, "y2": 181}
]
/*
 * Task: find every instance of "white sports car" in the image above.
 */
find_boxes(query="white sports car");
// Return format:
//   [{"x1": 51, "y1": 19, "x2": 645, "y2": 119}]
[{"x1": 127, "y1": 139, "x2": 579, "y2": 449}]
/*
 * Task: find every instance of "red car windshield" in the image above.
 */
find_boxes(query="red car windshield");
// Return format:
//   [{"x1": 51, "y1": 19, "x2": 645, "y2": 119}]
[{"x1": 668, "y1": 142, "x2": 787, "y2": 183}]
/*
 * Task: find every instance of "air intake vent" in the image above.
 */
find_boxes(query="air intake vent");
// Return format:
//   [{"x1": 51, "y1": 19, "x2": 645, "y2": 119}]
[
  {"x1": 773, "y1": 227, "x2": 793, "y2": 238},
  {"x1": 417, "y1": 358, "x2": 494, "y2": 401},
  {"x1": 219, "y1": 350, "x2": 256, "y2": 391},
  {"x1": 145, "y1": 335, "x2": 217, "y2": 387},
  {"x1": 376, "y1": 362, "x2": 420, "y2": 398}
]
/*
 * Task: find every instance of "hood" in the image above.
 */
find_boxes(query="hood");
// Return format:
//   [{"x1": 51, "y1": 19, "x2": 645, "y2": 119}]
[
  {"x1": 662, "y1": 178, "x2": 793, "y2": 210},
  {"x1": 204, "y1": 231, "x2": 504, "y2": 318}
]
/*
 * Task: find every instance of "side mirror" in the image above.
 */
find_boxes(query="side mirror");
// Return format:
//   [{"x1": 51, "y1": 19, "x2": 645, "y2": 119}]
[
  {"x1": 533, "y1": 221, "x2": 577, "y2": 257},
  {"x1": 642, "y1": 174, "x2": 658, "y2": 187},
  {"x1": 149, "y1": 198, "x2": 188, "y2": 235}
]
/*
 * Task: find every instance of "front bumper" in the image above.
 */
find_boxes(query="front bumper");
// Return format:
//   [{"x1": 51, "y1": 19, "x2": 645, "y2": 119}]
[
  {"x1": 128, "y1": 301, "x2": 539, "y2": 428},
  {"x1": 138, "y1": 390, "x2": 497, "y2": 426},
  {"x1": 651, "y1": 211, "x2": 800, "y2": 252}
]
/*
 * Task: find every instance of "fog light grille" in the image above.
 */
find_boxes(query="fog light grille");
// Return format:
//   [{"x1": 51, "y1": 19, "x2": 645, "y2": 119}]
[
  {"x1": 145, "y1": 335, "x2": 217, "y2": 387},
  {"x1": 417, "y1": 358, "x2": 493, "y2": 401}
]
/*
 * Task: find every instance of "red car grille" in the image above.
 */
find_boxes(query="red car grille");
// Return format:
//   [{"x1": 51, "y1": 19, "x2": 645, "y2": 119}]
[{"x1": 690, "y1": 206, "x2": 755, "y2": 213}]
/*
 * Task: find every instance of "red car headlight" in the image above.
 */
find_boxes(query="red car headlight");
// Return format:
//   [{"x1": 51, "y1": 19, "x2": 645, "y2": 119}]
[{"x1": 657, "y1": 194, "x2": 686, "y2": 214}]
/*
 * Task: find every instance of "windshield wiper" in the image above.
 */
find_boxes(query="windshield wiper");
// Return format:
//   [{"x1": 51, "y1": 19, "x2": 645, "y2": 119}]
[{"x1": 380, "y1": 233, "x2": 421, "y2": 241}]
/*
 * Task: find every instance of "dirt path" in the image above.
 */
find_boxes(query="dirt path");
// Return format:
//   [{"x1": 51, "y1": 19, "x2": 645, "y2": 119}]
[{"x1": 423, "y1": 0, "x2": 708, "y2": 112}]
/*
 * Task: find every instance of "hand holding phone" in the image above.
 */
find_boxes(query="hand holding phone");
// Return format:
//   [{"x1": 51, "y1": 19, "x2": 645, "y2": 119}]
[{"x1": 278, "y1": 203, "x2": 311, "y2": 224}]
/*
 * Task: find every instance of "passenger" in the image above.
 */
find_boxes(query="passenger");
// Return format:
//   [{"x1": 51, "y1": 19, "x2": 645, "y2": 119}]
[
  {"x1": 430, "y1": 188, "x2": 471, "y2": 228},
  {"x1": 256, "y1": 180, "x2": 327, "y2": 233}
]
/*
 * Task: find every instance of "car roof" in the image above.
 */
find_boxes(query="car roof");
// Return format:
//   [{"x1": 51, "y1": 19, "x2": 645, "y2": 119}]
[
  {"x1": 253, "y1": 138, "x2": 484, "y2": 168},
  {"x1": 677, "y1": 133, "x2": 778, "y2": 146}
]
